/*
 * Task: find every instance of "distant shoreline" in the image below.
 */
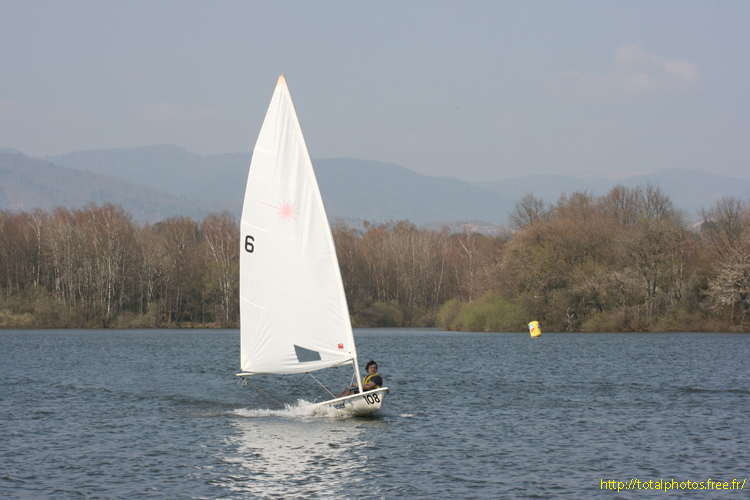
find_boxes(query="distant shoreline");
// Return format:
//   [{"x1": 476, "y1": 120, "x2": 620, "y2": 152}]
[{"x1": 1, "y1": 327, "x2": 747, "y2": 334}]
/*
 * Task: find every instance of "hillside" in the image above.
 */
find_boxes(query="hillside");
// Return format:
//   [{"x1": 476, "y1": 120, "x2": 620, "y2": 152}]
[
  {"x1": 314, "y1": 159, "x2": 512, "y2": 225},
  {"x1": 0, "y1": 150, "x2": 229, "y2": 222},
  {"x1": 5, "y1": 144, "x2": 748, "y2": 225},
  {"x1": 478, "y1": 169, "x2": 750, "y2": 218},
  {"x1": 45, "y1": 147, "x2": 513, "y2": 225}
]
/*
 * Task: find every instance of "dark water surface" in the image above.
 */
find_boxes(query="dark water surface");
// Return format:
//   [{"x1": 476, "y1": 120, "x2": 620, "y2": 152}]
[{"x1": 1, "y1": 329, "x2": 748, "y2": 499}]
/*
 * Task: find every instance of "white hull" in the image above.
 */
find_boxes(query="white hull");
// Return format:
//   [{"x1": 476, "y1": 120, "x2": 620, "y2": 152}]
[{"x1": 312, "y1": 387, "x2": 389, "y2": 416}]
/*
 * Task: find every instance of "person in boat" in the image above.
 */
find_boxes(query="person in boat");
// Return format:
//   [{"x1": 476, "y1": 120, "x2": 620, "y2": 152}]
[{"x1": 337, "y1": 360, "x2": 382, "y2": 397}]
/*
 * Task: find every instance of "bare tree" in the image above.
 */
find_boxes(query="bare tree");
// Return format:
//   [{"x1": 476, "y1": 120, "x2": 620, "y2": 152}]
[
  {"x1": 706, "y1": 249, "x2": 750, "y2": 325},
  {"x1": 157, "y1": 217, "x2": 204, "y2": 325},
  {"x1": 508, "y1": 192, "x2": 550, "y2": 230},
  {"x1": 698, "y1": 196, "x2": 749, "y2": 263},
  {"x1": 200, "y1": 211, "x2": 239, "y2": 326}
]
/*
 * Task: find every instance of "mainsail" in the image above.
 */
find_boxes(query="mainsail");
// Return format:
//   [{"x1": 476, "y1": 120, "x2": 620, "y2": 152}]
[{"x1": 239, "y1": 75, "x2": 357, "y2": 376}]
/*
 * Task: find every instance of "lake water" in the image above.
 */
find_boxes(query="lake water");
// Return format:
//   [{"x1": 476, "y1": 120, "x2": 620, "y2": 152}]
[{"x1": 1, "y1": 329, "x2": 748, "y2": 499}]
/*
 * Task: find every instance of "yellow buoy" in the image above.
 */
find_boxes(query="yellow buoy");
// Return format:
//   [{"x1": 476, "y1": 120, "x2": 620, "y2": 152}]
[{"x1": 528, "y1": 321, "x2": 541, "y2": 337}]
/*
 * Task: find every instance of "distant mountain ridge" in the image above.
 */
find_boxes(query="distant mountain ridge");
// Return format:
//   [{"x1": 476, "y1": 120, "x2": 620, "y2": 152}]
[
  {"x1": 477, "y1": 168, "x2": 750, "y2": 218},
  {"x1": 0, "y1": 151, "x2": 229, "y2": 221},
  {"x1": 43, "y1": 146, "x2": 514, "y2": 225},
  {"x1": 45, "y1": 145, "x2": 251, "y2": 201},
  {"x1": 1, "y1": 144, "x2": 748, "y2": 225},
  {"x1": 314, "y1": 158, "x2": 513, "y2": 225}
]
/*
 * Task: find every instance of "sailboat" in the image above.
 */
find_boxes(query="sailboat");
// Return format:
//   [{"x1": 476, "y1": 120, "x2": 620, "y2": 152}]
[{"x1": 236, "y1": 75, "x2": 388, "y2": 416}]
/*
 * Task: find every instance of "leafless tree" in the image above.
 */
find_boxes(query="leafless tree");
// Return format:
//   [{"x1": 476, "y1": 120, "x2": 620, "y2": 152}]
[
  {"x1": 200, "y1": 211, "x2": 239, "y2": 326},
  {"x1": 698, "y1": 196, "x2": 749, "y2": 263},
  {"x1": 508, "y1": 192, "x2": 550, "y2": 230},
  {"x1": 706, "y1": 249, "x2": 750, "y2": 325}
]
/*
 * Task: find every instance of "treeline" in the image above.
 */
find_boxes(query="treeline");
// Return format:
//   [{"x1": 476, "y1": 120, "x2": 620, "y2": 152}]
[
  {"x1": 0, "y1": 204, "x2": 238, "y2": 328},
  {"x1": 439, "y1": 185, "x2": 750, "y2": 332},
  {"x1": 1, "y1": 184, "x2": 749, "y2": 331},
  {"x1": 333, "y1": 185, "x2": 750, "y2": 332}
]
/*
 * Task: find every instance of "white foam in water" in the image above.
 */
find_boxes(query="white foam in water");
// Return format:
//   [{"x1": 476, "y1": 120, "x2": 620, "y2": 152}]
[
  {"x1": 232, "y1": 399, "x2": 340, "y2": 419},
  {"x1": 376, "y1": 406, "x2": 411, "y2": 418},
  {"x1": 231, "y1": 398, "x2": 401, "y2": 420}
]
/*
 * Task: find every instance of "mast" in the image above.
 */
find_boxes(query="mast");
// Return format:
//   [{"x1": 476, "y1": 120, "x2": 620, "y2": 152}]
[{"x1": 353, "y1": 355, "x2": 363, "y2": 393}]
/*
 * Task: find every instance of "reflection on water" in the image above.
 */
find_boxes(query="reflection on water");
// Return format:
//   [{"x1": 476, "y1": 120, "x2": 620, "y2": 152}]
[{"x1": 216, "y1": 401, "x2": 386, "y2": 499}]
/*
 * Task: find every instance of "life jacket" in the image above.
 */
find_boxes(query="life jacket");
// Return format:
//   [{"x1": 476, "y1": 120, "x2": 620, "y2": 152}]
[{"x1": 363, "y1": 373, "x2": 382, "y2": 389}]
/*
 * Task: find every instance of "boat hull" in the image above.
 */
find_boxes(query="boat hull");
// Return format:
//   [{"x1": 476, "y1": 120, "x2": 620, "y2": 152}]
[{"x1": 312, "y1": 387, "x2": 389, "y2": 416}]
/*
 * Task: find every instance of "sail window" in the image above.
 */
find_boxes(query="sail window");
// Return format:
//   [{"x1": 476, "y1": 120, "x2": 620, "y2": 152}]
[{"x1": 294, "y1": 345, "x2": 321, "y2": 363}]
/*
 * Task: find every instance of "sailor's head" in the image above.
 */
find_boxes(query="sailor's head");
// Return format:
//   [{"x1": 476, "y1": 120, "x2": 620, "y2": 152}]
[{"x1": 365, "y1": 360, "x2": 378, "y2": 372}]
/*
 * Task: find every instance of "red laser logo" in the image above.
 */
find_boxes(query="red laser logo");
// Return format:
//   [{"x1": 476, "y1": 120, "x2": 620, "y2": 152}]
[{"x1": 261, "y1": 200, "x2": 298, "y2": 222}]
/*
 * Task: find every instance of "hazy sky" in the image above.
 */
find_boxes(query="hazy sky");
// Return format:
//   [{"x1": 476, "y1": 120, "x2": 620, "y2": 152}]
[{"x1": 1, "y1": 0, "x2": 748, "y2": 181}]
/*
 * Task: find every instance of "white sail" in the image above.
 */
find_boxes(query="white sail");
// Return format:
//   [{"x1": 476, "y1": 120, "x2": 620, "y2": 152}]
[{"x1": 239, "y1": 75, "x2": 357, "y2": 376}]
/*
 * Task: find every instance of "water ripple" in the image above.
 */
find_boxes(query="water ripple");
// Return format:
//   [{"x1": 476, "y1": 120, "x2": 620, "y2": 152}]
[{"x1": 1, "y1": 329, "x2": 748, "y2": 499}]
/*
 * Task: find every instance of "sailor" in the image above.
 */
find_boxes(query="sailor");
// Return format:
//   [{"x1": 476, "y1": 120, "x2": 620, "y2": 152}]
[{"x1": 337, "y1": 360, "x2": 382, "y2": 397}]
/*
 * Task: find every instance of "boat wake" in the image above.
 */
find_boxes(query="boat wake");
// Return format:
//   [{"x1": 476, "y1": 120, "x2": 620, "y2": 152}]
[
  {"x1": 232, "y1": 399, "x2": 349, "y2": 419},
  {"x1": 232, "y1": 400, "x2": 409, "y2": 420},
  {"x1": 377, "y1": 406, "x2": 414, "y2": 418}
]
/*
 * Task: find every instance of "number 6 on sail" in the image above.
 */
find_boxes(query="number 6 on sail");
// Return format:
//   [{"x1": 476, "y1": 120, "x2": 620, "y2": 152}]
[
  {"x1": 244, "y1": 235, "x2": 254, "y2": 253},
  {"x1": 236, "y1": 75, "x2": 388, "y2": 416}
]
